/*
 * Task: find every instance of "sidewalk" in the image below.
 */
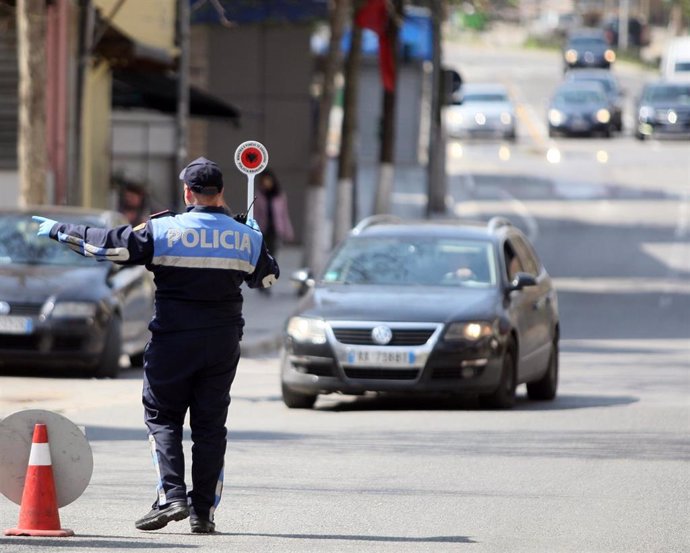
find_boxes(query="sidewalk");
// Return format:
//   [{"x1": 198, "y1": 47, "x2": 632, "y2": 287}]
[{"x1": 240, "y1": 244, "x2": 304, "y2": 357}]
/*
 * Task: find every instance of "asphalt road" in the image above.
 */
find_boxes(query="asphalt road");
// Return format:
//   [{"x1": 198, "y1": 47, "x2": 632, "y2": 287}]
[{"x1": 1, "y1": 38, "x2": 689, "y2": 553}]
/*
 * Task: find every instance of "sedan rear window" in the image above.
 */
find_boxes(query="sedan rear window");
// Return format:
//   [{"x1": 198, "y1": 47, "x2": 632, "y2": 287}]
[{"x1": 322, "y1": 237, "x2": 497, "y2": 287}]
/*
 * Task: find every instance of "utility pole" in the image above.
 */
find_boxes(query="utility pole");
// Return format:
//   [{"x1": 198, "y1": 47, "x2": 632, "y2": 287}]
[
  {"x1": 17, "y1": 0, "x2": 47, "y2": 206},
  {"x1": 426, "y1": 0, "x2": 446, "y2": 217},
  {"x1": 618, "y1": 0, "x2": 629, "y2": 51},
  {"x1": 334, "y1": 8, "x2": 363, "y2": 245},
  {"x1": 175, "y1": 0, "x2": 190, "y2": 210},
  {"x1": 373, "y1": 0, "x2": 403, "y2": 215}
]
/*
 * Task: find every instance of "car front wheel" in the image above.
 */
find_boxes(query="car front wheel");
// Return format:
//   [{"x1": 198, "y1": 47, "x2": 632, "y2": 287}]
[
  {"x1": 281, "y1": 383, "x2": 317, "y2": 409},
  {"x1": 527, "y1": 340, "x2": 559, "y2": 400},
  {"x1": 480, "y1": 344, "x2": 516, "y2": 409}
]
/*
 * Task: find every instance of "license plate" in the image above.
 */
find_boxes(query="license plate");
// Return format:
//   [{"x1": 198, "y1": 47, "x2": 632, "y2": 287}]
[
  {"x1": 347, "y1": 349, "x2": 415, "y2": 367},
  {"x1": 0, "y1": 316, "x2": 33, "y2": 335}
]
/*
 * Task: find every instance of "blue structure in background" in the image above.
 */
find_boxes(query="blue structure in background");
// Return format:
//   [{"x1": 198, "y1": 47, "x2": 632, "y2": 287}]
[{"x1": 337, "y1": 7, "x2": 433, "y2": 61}]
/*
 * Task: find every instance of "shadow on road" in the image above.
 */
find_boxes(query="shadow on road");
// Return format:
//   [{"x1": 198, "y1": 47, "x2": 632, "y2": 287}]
[
  {"x1": 223, "y1": 532, "x2": 476, "y2": 544},
  {"x1": 317, "y1": 392, "x2": 638, "y2": 412}
]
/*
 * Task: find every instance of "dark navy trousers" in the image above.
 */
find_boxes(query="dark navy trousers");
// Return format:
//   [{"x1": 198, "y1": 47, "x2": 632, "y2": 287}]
[{"x1": 142, "y1": 326, "x2": 240, "y2": 521}]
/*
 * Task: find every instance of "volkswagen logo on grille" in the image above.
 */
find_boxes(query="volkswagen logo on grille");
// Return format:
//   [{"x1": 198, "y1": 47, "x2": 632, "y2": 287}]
[
  {"x1": 0, "y1": 301, "x2": 9, "y2": 315},
  {"x1": 371, "y1": 325, "x2": 393, "y2": 345}
]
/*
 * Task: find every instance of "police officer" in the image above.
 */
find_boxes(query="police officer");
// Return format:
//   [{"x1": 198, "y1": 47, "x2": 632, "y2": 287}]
[{"x1": 33, "y1": 157, "x2": 279, "y2": 534}]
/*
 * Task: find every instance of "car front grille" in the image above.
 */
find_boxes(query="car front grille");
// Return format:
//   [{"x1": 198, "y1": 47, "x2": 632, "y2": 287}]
[
  {"x1": 344, "y1": 367, "x2": 419, "y2": 380},
  {"x1": 3, "y1": 302, "x2": 43, "y2": 316},
  {"x1": 0, "y1": 334, "x2": 84, "y2": 352},
  {"x1": 333, "y1": 328, "x2": 435, "y2": 346},
  {"x1": 304, "y1": 362, "x2": 336, "y2": 377},
  {"x1": 431, "y1": 367, "x2": 464, "y2": 379},
  {"x1": 0, "y1": 335, "x2": 40, "y2": 350}
]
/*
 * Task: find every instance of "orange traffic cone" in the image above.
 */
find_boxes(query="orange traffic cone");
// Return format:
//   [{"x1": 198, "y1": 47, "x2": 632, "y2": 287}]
[{"x1": 4, "y1": 423, "x2": 74, "y2": 537}]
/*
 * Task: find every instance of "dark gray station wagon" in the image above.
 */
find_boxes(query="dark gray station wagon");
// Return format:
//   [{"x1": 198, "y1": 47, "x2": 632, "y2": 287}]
[{"x1": 282, "y1": 216, "x2": 560, "y2": 409}]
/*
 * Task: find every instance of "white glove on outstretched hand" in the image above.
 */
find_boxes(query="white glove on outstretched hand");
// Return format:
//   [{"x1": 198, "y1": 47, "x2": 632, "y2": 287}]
[{"x1": 32, "y1": 216, "x2": 58, "y2": 237}]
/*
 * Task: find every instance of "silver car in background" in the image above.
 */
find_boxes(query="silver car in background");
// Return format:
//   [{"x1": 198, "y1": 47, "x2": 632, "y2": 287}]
[{"x1": 445, "y1": 83, "x2": 517, "y2": 141}]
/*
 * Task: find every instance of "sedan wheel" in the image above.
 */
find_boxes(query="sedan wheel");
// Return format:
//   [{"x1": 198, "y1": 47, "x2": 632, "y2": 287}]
[
  {"x1": 480, "y1": 345, "x2": 516, "y2": 409},
  {"x1": 527, "y1": 340, "x2": 559, "y2": 400},
  {"x1": 281, "y1": 383, "x2": 317, "y2": 409}
]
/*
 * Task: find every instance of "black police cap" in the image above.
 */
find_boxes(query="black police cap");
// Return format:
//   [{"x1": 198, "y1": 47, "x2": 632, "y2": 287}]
[{"x1": 179, "y1": 157, "x2": 224, "y2": 195}]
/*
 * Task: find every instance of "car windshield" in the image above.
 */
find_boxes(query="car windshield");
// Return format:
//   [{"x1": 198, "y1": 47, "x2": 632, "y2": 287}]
[
  {"x1": 572, "y1": 77, "x2": 614, "y2": 93},
  {"x1": 556, "y1": 88, "x2": 605, "y2": 104},
  {"x1": 644, "y1": 85, "x2": 690, "y2": 103},
  {"x1": 462, "y1": 93, "x2": 508, "y2": 103},
  {"x1": 322, "y1": 236, "x2": 497, "y2": 288},
  {"x1": 0, "y1": 214, "x2": 100, "y2": 267},
  {"x1": 569, "y1": 37, "x2": 606, "y2": 48}
]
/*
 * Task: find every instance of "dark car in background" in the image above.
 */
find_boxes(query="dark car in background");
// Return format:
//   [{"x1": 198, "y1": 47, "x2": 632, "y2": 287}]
[
  {"x1": 565, "y1": 68, "x2": 624, "y2": 131},
  {"x1": 548, "y1": 81, "x2": 614, "y2": 137},
  {"x1": 281, "y1": 216, "x2": 560, "y2": 410},
  {"x1": 563, "y1": 28, "x2": 616, "y2": 71},
  {"x1": 635, "y1": 81, "x2": 690, "y2": 140},
  {"x1": 0, "y1": 207, "x2": 155, "y2": 377}
]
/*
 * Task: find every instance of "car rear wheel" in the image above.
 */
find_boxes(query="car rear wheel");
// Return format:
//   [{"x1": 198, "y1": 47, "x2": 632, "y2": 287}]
[
  {"x1": 282, "y1": 383, "x2": 317, "y2": 409},
  {"x1": 95, "y1": 316, "x2": 122, "y2": 379},
  {"x1": 480, "y1": 344, "x2": 516, "y2": 409},
  {"x1": 527, "y1": 340, "x2": 559, "y2": 400}
]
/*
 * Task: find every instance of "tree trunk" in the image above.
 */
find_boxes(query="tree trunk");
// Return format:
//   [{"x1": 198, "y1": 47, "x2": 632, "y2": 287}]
[
  {"x1": 333, "y1": 13, "x2": 363, "y2": 245},
  {"x1": 304, "y1": 0, "x2": 349, "y2": 271},
  {"x1": 17, "y1": 0, "x2": 47, "y2": 207},
  {"x1": 373, "y1": 0, "x2": 402, "y2": 215},
  {"x1": 426, "y1": 0, "x2": 447, "y2": 217}
]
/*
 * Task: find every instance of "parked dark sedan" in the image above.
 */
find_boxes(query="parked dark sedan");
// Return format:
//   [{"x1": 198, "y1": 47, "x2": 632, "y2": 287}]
[
  {"x1": 0, "y1": 207, "x2": 155, "y2": 377},
  {"x1": 565, "y1": 68, "x2": 624, "y2": 131},
  {"x1": 548, "y1": 81, "x2": 613, "y2": 137},
  {"x1": 563, "y1": 29, "x2": 616, "y2": 71},
  {"x1": 635, "y1": 81, "x2": 690, "y2": 140},
  {"x1": 281, "y1": 216, "x2": 560, "y2": 409}
]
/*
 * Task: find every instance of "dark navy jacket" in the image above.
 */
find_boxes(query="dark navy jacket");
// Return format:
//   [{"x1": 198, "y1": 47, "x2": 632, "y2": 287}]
[{"x1": 49, "y1": 206, "x2": 279, "y2": 333}]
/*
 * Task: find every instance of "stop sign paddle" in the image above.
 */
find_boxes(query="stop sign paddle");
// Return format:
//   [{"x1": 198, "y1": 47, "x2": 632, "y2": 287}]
[{"x1": 234, "y1": 141, "x2": 268, "y2": 220}]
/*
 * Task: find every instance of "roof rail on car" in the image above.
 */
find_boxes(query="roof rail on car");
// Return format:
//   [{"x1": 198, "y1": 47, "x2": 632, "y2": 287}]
[
  {"x1": 350, "y1": 214, "x2": 402, "y2": 236},
  {"x1": 487, "y1": 216, "x2": 513, "y2": 233}
]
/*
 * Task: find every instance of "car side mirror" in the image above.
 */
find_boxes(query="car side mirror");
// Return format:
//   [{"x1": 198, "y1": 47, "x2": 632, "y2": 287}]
[
  {"x1": 290, "y1": 268, "x2": 315, "y2": 297},
  {"x1": 507, "y1": 272, "x2": 537, "y2": 292}
]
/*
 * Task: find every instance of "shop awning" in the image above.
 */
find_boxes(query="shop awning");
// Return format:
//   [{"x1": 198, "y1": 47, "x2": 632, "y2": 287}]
[{"x1": 112, "y1": 70, "x2": 241, "y2": 123}]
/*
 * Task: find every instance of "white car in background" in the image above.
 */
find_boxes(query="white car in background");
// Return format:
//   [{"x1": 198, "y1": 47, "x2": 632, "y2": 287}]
[{"x1": 445, "y1": 83, "x2": 517, "y2": 141}]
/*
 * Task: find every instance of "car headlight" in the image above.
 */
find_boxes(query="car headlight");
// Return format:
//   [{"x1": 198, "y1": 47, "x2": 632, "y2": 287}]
[
  {"x1": 667, "y1": 110, "x2": 678, "y2": 124},
  {"x1": 596, "y1": 109, "x2": 611, "y2": 123},
  {"x1": 51, "y1": 301, "x2": 97, "y2": 318},
  {"x1": 444, "y1": 321, "x2": 494, "y2": 342},
  {"x1": 286, "y1": 317, "x2": 327, "y2": 344},
  {"x1": 564, "y1": 49, "x2": 578, "y2": 64},
  {"x1": 604, "y1": 49, "x2": 616, "y2": 63},
  {"x1": 548, "y1": 109, "x2": 565, "y2": 126},
  {"x1": 448, "y1": 111, "x2": 464, "y2": 125},
  {"x1": 500, "y1": 112, "x2": 512, "y2": 125}
]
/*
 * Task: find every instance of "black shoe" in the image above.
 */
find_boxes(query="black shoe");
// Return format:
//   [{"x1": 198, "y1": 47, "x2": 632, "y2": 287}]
[
  {"x1": 190, "y1": 515, "x2": 216, "y2": 534},
  {"x1": 135, "y1": 499, "x2": 189, "y2": 531}
]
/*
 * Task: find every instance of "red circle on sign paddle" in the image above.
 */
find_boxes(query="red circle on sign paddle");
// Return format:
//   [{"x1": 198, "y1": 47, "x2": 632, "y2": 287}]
[{"x1": 240, "y1": 147, "x2": 263, "y2": 170}]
